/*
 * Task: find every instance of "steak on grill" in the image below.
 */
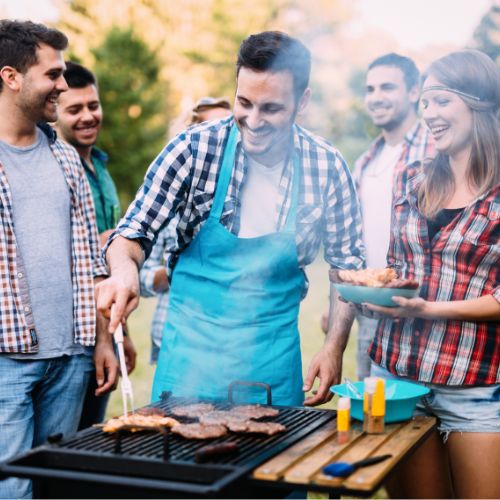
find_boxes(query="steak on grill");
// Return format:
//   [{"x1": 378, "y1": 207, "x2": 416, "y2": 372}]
[
  {"x1": 171, "y1": 423, "x2": 228, "y2": 439},
  {"x1": 227, "y1": 420, "x2": 286, "y2": 435},
  {"x1": 171, "y1": 403, "x2": 215, "y2": 418},
  {"x1": 229, "y1": 404, "x2": 280, "y2": 419},
  {"x1": 198, "y1": 411, "x2": 247, "y2": 426}
]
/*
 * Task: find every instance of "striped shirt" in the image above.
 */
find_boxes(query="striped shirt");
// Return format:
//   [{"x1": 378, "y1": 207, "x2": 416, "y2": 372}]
[
  {"x1": 109, "y1": 117, "x2": 365, "y2": 282},
  {"x1": 369, "y1": 165, "x2": 500, "y2": 385},
  {"x1": 0, "y1": 124, "x2": 107, "y2": 353}
]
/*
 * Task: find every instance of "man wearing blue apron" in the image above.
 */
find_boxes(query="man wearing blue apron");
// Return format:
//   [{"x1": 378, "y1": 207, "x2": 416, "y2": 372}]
[{"x1": 98, "y1": 31, "x2": 365, "y2": 407}]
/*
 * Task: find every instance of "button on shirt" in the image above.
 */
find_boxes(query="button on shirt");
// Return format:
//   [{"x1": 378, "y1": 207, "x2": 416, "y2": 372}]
[
  {"x1": 107, "y1": 118, "x2": 365, "y2": 283},
  {"x1": 0, "y1": 124, "x2": 107, "y2": 353},
  {"x1": 369, "y1": 166, "x2": 500, "y2": 386}
]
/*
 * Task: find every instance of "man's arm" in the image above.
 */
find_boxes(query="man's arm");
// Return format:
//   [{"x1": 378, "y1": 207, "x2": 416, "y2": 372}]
[
  {"x1": 303, "y1": 281, "x2": 355, "y2": 406},
  {"x1": 95, "y1": 235, "x2": 145, "y2": 332},
  {"x1": 93, "y1": 277, "x2": 119, "y2": 395}
]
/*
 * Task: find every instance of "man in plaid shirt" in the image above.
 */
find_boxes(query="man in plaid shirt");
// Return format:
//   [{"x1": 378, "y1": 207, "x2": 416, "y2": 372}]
[
  {"x1": 0, "y1": 21, "x2": 117, "y2": 499},
  {"x1": 351, "y1": 53, "x2": 434, "y2": 379},
  {"x1": 98, "y1": 31, "x2": 364, "y2": 407}
]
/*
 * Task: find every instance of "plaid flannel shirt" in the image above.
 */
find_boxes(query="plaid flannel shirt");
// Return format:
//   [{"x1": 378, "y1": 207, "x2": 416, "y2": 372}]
[
  {"x1": 108, "y1": 117, "x2": 365, "y2": 284},
  {"x1": 0, "y1": 124, "x2": 107, "y2": 353},
  {"x1": 370, "y1": 165, "x2": 500, "y2": 385},
  {"x1": 353, "y1": 121, "x2": 434, "y2": 198}
]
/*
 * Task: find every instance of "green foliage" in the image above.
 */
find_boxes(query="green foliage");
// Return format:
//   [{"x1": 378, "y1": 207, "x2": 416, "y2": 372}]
[
  {"x1": 92, "y1": 27, "x2": 167, "y2": 207},
  {"x1": 471, "y1": 3, "x2": 500, "y2": 63}
]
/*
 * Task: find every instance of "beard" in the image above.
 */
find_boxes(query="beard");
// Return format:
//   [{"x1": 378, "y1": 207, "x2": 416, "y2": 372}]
[{"x1": 17, "y1": 82, "x2": 59, "y2": 123}]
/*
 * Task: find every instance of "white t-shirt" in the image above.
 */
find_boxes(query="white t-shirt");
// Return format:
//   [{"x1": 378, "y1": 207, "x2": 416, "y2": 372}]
[
  {"x1": 239, "y1": 156, "x2": 285, "y2": 238},
  {"x1": 359, "y1": 142, "x2": 403, "y2": 268}
]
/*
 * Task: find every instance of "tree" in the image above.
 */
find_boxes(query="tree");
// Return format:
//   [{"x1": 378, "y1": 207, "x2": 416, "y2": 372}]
[
  {"x1": 471, "y1": 0, "x2": 500, "y2": 63},
  {"x1": 92, "y1": 27, "x2": 167, "y2": 206}
]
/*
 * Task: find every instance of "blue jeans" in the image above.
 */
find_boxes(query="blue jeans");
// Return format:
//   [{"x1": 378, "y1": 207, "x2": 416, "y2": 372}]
[{"x1": 0, "y1": 355, "x2": 93, "y2": 499}]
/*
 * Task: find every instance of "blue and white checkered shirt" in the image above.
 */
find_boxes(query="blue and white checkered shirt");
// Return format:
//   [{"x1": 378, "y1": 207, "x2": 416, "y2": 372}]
[{"x1": 108, "y1": 118, "x2": 365, "y2": 285}]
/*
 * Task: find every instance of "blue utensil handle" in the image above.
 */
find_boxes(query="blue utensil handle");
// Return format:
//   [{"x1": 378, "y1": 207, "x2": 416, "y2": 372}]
[{"x1": 353, "y1": 454, "x2": 392, "y2": 467}]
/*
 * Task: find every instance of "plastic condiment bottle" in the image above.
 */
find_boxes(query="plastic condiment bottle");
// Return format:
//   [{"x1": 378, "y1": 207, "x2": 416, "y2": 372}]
[
  {"x1": 337, "y1": 396, "x2": 351, "y2": 444},
  {"x1": 370, "y1": 378, "x2": 386, "y2": 434},
  {"x1": 363, "y1": 377, "x2": 377, "y2": 433}
]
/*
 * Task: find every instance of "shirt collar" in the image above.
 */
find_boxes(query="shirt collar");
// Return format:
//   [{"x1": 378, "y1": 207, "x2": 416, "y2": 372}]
[{"x1": 36, "y1": 122, "x2": 57, "y2": 144}]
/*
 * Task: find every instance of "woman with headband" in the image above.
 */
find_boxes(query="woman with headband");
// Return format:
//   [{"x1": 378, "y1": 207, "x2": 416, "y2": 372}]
[{"x1": 363, "y1": 50, "x2": 500, "y2": 498}]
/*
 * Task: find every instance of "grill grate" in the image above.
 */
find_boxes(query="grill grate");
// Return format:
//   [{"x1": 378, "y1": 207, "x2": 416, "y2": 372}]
[{"x1": 2, "y1": 396, "x2": 336, "y2": 496}]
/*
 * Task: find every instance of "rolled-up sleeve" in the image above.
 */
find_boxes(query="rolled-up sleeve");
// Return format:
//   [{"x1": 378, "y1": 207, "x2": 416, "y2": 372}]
[{"x1": 102, "y1": 134, "x2": 192, "y2": 262}]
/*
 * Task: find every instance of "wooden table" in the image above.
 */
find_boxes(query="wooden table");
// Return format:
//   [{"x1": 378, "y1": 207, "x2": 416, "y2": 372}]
[{"x1": 250, "y1": 416, "x2": 436, "y2": 497}]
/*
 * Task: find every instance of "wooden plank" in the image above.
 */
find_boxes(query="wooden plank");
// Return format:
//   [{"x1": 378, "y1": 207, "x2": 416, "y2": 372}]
[
  {"x1": 314, "y1": 417, "x2": 436, "y2": 491},
  {"x1": 252, "y1": 419, "x2": 337, "y2": 481},
  {"x1": 283, "y1": 426, "x2": 366, "y2": 484},
  {"x1": 313, "y1": 422, "x2": 404, "y2": 487},
  {"x1": 342, "y1": 416, "x2": 436, "y2": 492}
]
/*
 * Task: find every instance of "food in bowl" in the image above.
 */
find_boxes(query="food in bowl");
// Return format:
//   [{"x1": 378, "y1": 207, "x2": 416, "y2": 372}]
[
  {"x1": 330, "y1": 268, "x2": 420, "y2": 307},
  {"x1": 336, "y1": 268, "x2": 419, "y2": 289}
]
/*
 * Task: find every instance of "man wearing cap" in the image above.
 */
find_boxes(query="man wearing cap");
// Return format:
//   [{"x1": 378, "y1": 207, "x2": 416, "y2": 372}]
[{"x1": 97, "y1": 31, "x2": 364, "y2": 407}]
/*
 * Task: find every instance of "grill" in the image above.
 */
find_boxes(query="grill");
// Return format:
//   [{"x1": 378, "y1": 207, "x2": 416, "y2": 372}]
[{"x1": 1, "y1": 387, "x2": 335, "y2": 498}]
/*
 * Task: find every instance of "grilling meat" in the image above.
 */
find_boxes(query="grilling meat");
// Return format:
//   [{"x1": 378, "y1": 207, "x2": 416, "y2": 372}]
[
  {"x1": 171, "y1": 403, "x2": 215, "y2": 418},
  {"x1": 171, "y1": 423, "x2": 228, "y2": 439},
  {"x1": 198, "y1": 411, "x2": 247, "y2": 426},
  {"x1": 194, "y1": 442, "x2": 239, "y2": 463},
  {"x1": 229, "y1": 404, "x2": 280, "y2": 419},
  {"x1": 102, "y1": 411, "x2": 179, "y2": 433},
  {"x1": 229, "y1": 420, "x2": 286, "y2": 435}
]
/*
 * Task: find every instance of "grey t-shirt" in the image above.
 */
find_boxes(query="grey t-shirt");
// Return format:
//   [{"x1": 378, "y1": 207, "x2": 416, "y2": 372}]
[{"x1": 0, "y1": 129, "x2": 83, "y2": 359}]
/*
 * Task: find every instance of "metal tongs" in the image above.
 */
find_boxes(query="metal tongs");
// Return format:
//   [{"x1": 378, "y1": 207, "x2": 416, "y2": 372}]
[{"x1": 113, "y1": 311, "x2": 135, "y2": 417}]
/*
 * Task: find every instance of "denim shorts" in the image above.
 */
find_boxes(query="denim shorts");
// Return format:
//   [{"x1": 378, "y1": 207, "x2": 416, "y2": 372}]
[{"x1": 370, "y1": 363, "x2": 500, "y2": 435}]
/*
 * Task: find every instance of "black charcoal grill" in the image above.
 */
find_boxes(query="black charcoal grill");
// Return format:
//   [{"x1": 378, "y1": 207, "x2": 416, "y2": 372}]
[{"x1": 0, "y1": 383, "x2": 336, "y2": 498}]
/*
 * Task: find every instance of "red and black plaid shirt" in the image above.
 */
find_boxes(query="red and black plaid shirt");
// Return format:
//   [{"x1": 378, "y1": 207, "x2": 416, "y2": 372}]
[{"x1": 369, "y1": 165, "x2": 500, "y2": 385}]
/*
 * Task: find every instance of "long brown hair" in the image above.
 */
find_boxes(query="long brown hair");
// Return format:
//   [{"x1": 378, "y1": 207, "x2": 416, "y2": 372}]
[{"x1": 418, "y1": 50, "x2": 500, "y2": 219}]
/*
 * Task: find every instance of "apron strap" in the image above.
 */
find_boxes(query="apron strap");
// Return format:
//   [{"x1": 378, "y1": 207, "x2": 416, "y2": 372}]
[{"x1": 209, "y1": 124, "x2": 238, "y2": 220}]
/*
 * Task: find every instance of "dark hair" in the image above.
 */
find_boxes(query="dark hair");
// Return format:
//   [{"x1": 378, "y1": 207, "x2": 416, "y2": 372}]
[
  {"x1": 236, "y1": 31, "x2": 311, "y2": 101},
  {"x1": 419, "y1": 50, "x2": 500, "y2": 218},
  {"x1": 64, "y1": 61, "x2": 97, "y2": 88},
  {"x1": 368, "y1": 52, "x2": 420, "y2": 91},
  {"x1": 0, "y1": 20, "x2": 68, "y2": 90}
]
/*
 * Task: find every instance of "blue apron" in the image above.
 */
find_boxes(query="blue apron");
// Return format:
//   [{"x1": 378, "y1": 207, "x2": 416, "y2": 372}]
[{"x1": 152, "y1": 125, "x2": 305, "y2": 406}]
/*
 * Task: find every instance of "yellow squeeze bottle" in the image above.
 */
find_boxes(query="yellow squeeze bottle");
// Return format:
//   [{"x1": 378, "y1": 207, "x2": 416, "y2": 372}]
[
  {"x1": 369, "y1": 378, "x2": 386, "y2": 434},
  {"x1": 337, "y1": 396, "x2": 351, "y2": 444},
  {"x1": 363, "y1": 377, "x2": 377, "y2": 432}
]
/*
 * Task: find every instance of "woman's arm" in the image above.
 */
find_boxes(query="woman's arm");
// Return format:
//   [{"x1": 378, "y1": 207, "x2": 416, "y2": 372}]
[{"x1": 366, "y1": 294, "x2": 500, "y2": 321}]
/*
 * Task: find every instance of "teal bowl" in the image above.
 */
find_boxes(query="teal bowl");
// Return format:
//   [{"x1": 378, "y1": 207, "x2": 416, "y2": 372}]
[
  {"x1": 331, "y1": 379, "x2": 430, "y2": 423},
  {"x1": 333, "y1": 283, "x2": 419, "y2": 307}
]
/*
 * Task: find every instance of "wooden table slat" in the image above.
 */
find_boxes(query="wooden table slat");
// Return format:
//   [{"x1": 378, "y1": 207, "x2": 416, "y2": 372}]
[
  {"x1": 252, "y1": 420, "x2": 337, "y2": 480},
  {"x1": 342, "y1": 416, "x2": 436, "y2": 491},
  {"x1": 314, "y1": 417, "x2": 436, "y2": 491},
  {"x1": 282, "y1": 427, "x2": 365, "y2": 484}
]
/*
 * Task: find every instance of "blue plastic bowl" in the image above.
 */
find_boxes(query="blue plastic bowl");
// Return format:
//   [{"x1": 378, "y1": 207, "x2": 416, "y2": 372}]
[
  {"x1": 333, "y1": 283, "x2": 419, "y2": 307},
  {"x1": 330, "y1": 379, "x2": 430, "y2": 423}
]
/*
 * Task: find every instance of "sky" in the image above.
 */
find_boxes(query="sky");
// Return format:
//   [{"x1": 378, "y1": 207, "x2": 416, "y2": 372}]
[{"x1": 0, "y1": 0, "x2": 492, "y2": 51}]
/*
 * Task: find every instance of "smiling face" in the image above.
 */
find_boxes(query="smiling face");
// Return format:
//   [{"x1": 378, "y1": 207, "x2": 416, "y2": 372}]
[
  {"x1": 16, "y1": 43, "x2": 67, "y2": 123},
  {"x1": 233, "y1": 67, "x2": 309, "y2": 166},
  {"x1": 56, "y1": 84, "x2": 102, "y2": 152},
  {"x1": 364, "y1": 65, "x2": 418, "y2": 131},
  {"x1": 421, "y1": 75, "x2": 473, "y2": 159}
]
